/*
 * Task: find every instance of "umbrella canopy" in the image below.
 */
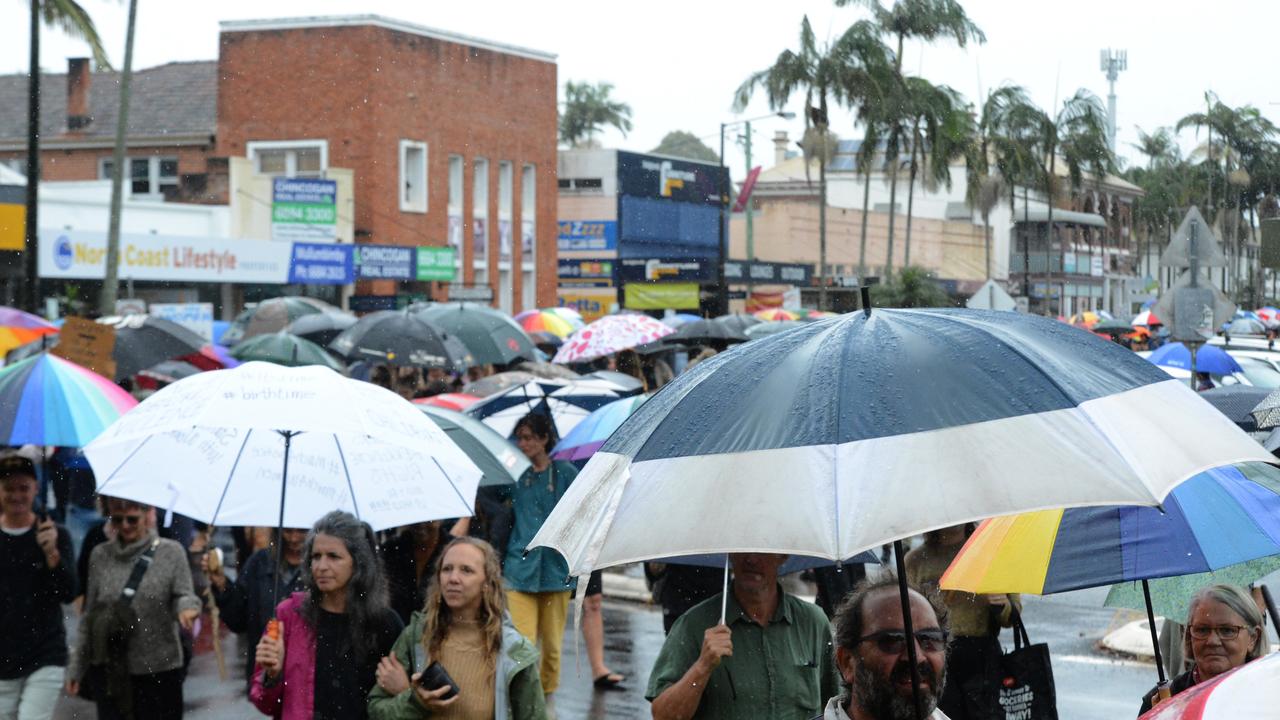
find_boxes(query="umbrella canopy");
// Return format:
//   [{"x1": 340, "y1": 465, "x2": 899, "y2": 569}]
[
  {"x1": 229, "y1": 332, "x2": 346, "y2": 371},
  {"x1": 513, "y1": 360, "x2": 580, "y2": 381},
  {"x1": 1105, "y1": 556, "x2": 1280, "y2": 624},
  {"x1": 138, "y1": 360, "x2": 204, "y2": 384},
  {"x1": 1255, "y1": 306, "x2": 1280, "y2": 325},
  {"x1": 530, "y1": 309, "x2": 1271, "y2": 577},
  {"x1": 182, "y1": 344, "x2": 240, "y2": 371},
  {"x1": 466, "y1": 371, "x2": 540, "y2": 398},
  {"x1": 1094, "y1": 318, "x2": 1138, "y2": 334},
  {"x1": 0, "y1": 307, "x2": 58, "y2": 357},
  {"x1": 419, "y1": 405, "x2": 530, "y2": 487},
  {"x1": 1196, "y1": 386, "x2": 1272, "y2": 433},
  {"x1": 330, "y1": 309, "x2": 473, "y2": 371},
  {"x1": 744, "y1": 320, "x2": 806, "y2": 340},
  {"x1": 1227, "y1": 318, "x2": 1267, "y2": 336},
  {"x1": 10, "y1": 315, "x2": 207, "y2": 381},
  {"x1": 754, "y1": 308, "x2": 801, "y2": 322},
  {"x1": 713, "y1": 313, "x2": 763, "y2": 335},
  {"x1": 0, "y1": 353, "x2": 138, "y2": 446},
  {"x1": 415, "y1": 302, "x2": 537, "y2": 366},
  {"x1": 414, "y1": 393, "x2": 482, "y2": 412},
  {"x1": 1148, "y1": 342, "x2": 1243, "y2": 376},
  {"x1": 1138, "y1": 652, "x2": 1280, "y2": 719},
  {"x1": 666, "y1": 319, "x2": 748, "y2": 345},
  {"x1": 1132, "y1": 310, "x2": 1163, "y2": 327},
  {"x1": 514, "y1": 309, "x2": 578, "y2": 338},
  {"x1": 661, "y1": 313, "x2": 703, "y2": 328},
  {"x1": 552, "y1": 394, "x2": 648, "y2": 461},
  {"x1": 1068, "y1": 310, "x2": 1113, "y2": 327},
  {"x1": 221, "y1": 296, "x2": 334, "y2": 346},
  {"x1": 465, "y1": 378, "x2": 622, "y2": 438},
  {"x1": 582, "y1": 370, "x2": 646, "y2": 394},
  {"x1": 1252, "y1": 388, "x2": 1280, "y2": 430},
  {"x1": 547, "y1": 306, "x2": 586, "y2": 329},
  {"x1": 527, "y1": 332, "x2": 564, "y2": 352},
  {"x1": 940, "y1": 462, "x2": 1280, "y2": 595},
  {"x1": 86, "y1": 362, "x2": 482, "y2": 531},
  {"x1": 552, "y1": 314, "x2": 674, "y2": 364},
  {"x1": 285, "y1": 311, "x2": 358, "y2": 347}
]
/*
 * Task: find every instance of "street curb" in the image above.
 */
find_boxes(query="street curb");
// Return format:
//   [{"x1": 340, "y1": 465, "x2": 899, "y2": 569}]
[{"x1": 1100, "y1": 617, "x2": 1161, "y2": 660}]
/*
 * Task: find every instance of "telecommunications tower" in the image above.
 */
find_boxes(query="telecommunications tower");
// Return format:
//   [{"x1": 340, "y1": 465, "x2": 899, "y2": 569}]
[{"x1": 1100, "y1": 49, "x2": 1127, "y2": 153}]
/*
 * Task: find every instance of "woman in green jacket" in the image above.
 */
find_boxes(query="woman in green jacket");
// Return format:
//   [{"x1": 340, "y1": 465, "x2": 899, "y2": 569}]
[{"x1": 367, "y1": 537, "x2": 544, "y2": 720}]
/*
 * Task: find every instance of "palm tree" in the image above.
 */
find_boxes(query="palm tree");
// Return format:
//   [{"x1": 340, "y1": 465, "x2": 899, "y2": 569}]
[
  {"x1": 24, "y1": 0, "x2": 114, "y2": 313},
  {"x1": 734, "y1": 16, "x2": 892, "y2": 308},
  {"x1": 964, "y1": 85, "x2": 1037, "y2": 280},
  {"x1": 869, "y1": 265, "x2": 951, "y2": 307},
  {"x1": 899, "y1": 78, "x2": 969, "y2": 267},
  {"x1": 99, "y1": 0, "x2": 138, "y2": 314},
  {"x1": 846, "y1": 0, "x2": 985, "y2": 277},
  {"x1": 559, "y1": 81, "x2": 633, "y2": 148},
  {"x1": 1131, "y1": 126, "x2": 1179, "y2": 169}
]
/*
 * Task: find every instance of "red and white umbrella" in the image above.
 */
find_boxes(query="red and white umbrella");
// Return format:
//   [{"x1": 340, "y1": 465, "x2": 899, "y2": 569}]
[
  {"x1": 1132, "y1": 310, "x2": 1163, "y2": 327},
  {"x1": 1140, "y1": 653, "x2": 1279, "y2": 719},
  {"x1": 552, "y1": 314, "x2": 673, "y2": 364}
]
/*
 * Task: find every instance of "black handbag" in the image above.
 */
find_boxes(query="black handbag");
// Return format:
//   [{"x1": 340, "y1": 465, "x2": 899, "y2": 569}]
[{"x1": 963, "y1": 609, "x2": 1058, "y2": 720}]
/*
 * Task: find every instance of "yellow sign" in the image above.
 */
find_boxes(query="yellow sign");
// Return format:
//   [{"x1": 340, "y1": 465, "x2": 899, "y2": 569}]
[
  {"x1": 556, "y1": 286, "x2": 616, "y2": 323},
  {"x1": 0, "y1": 203, "x2": 24, "y2": 252},
  {"x1": 624, "y1": 282, "x2": 700, "y2": 310}
]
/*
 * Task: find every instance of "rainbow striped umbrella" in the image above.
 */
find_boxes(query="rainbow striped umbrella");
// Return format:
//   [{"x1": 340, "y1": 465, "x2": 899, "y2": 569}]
[
  {"x1": 0, "y1": 307, "x2": 58, "y2": 357},
  {"x1": 514, "y1": 309, "x2": 578, "y2": 338},
  {"x1": 0, "y1": 353, "x2": 138, "y2": 446}
]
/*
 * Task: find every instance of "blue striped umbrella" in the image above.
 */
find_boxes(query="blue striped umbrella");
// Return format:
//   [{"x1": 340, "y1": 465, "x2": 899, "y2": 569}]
[{"x1": 530, "y1": 308, "x2": 1272, "y2": 576}]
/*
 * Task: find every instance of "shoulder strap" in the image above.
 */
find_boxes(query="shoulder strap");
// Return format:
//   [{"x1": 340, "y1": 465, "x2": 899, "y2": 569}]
[
  {"x1": 1008, "y1": 605, "x2": 1031, "y2": 650},
  {"x1": 119, "y1": 539, "x2": 160, "y2": 603}
]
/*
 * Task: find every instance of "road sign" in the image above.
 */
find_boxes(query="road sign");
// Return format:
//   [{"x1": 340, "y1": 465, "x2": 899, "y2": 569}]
[{"x1": 1161, "y1": 207, "x2": 1226, "y2": 268}]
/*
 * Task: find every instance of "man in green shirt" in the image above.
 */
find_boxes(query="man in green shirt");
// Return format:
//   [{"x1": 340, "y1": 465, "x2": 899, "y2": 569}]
[{"x1": 647, "y1": 553, "x2": 838, "y2": 720}]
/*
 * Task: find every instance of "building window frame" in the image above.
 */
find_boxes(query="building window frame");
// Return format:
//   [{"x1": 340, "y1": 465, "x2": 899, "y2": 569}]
[
  {"x1": 399, "y1": 140, "x2": 428, "y2": 214},
  {"x1": 246, "y1": 139, "x2": 329, "y2": 177},
  {"x1": 98, "y1": 155, "x2": 179, "y2": 198}
]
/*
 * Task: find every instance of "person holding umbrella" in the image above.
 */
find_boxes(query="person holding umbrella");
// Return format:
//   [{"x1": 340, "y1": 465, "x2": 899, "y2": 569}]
[
  {"x1": 367, "y1": 537, "x2": 545, "y2": 719},
  {"x1": 1137, "y1": 584, "x2": 1269, "y2": 715},
  {"x1": 504, "y1": 413, "x2": 578, "y2": 701},
  {"x1": 251, "y1": 511, "x2": 403, "y2": 720}
]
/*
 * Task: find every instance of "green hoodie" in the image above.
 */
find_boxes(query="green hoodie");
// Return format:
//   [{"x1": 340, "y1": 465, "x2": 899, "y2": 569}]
[{"x1": 367, "y1": 611, "x2": 544, "y2": 720}]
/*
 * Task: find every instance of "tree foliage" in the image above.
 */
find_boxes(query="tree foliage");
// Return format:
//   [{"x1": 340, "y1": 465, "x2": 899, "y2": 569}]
[
  {"x1": 33, "y1": 0, "x2": 114, "y2": 69},
  {"x1": 868, "y1": 265, "x2": 953, "y2": 307},
  {"x1": 651, "y1": 131, "x2": 719, "y2": 163},
  {"x1": 559, "y1": 81, "x2": 633, "y2": 148}
]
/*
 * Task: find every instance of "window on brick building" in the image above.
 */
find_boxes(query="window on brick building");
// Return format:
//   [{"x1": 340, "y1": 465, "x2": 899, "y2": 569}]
[
  {"x1": 247, "y1": 140, "x2": 327, "y2": 178},
  {"x1": 100, "y1": 156, "x2": 179, "y2": 199},
  {"x1": 448, "y1": 155, "x2": 464, "y2": 259},
  {"x1": 473, "y1": 158, "x2": 490, "y2": 275},
  {"x1": 399, "y1": 140, "x2": 428, "y2": 214},
  {"x1": 521, "y1": 164, "x2": 536, "y2": 310}
]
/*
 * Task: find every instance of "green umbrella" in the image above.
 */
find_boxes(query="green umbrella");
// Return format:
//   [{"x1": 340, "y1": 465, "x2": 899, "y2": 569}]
[
  {"x1": 229, "y1": 332, "x2": 345, "y2": 371},
  {"x1": 414, "y1": 302, "x2": 537, "y2": 365},
  {"x1": 1105, "y1": 556, "x2": 1280, "y2": 622},
  {"x1": 418, "y1": 404, "x2": 529, "y2": 486}
]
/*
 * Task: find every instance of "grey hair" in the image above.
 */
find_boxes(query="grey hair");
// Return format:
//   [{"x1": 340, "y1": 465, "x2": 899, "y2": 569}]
[
  {"x1": 1185, "y1": 584, "x2": 1271, "y2": 661},
  {"x1": 299, "y1": 510, "x2": 390, "y2": 660}
]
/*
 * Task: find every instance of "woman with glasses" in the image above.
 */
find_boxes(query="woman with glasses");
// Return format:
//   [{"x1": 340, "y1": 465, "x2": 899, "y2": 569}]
[
  {"x1": 66, "y1": 497, "x2": 201, "y2": 720},
  {"x1": 1138, "y1": 583, "x2": 1270, "y2": 714}
]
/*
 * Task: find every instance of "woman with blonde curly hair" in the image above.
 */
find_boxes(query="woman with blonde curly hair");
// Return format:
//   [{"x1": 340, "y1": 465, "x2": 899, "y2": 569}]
[{"x1": 367, "y1": 537, "x2": 544, "y2": 720}]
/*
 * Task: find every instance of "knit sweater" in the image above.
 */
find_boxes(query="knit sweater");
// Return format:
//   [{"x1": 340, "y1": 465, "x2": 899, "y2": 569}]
[{"x1": 69, "y1": 531, "x2": 202, "y2": 679}]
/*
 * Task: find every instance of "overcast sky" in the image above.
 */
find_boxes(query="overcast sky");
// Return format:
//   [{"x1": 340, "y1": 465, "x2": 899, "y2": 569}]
[{"x1": 4, "y1": 0, "x2": 1278, "y2": 180}]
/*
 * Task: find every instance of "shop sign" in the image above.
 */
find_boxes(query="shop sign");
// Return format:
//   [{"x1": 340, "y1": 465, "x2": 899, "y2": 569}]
[
  {"x1": 355, "y1": 245, "x2": 414, "y2": 280},
  {"x1": 557, "y1": 220, "x2": 617, "y2": 252},
  {"x1": 38, "y1": 229, "x2": 294, "y2": 284},
  {"x1": 271, "y1": 178, "x2": 337, "y2": 241},
  {"x1": 416, "y1": 246, "x2": 457, "y2": 282},
  {"x1": 288, "y1": 243, "x2": 353, "y2": 285},
  {"x1": 556, "y1": 286, "x2": 616, "y2": 322},
  {"x1": 624, "y1": 282, "x2": 700, "y2": 310},
  {"x1": 618, "y1": 257, "x2": 712, "y2": 283}
]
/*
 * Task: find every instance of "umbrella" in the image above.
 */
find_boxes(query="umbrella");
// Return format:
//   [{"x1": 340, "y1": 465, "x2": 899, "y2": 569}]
[
  {"x1": 229, "y1": 332, "x2": 346, "y2": 371},
  {"x1": 514, "y1": 309, "x2": 578, "y2": 338},
  {"x1": 753, "y1": 308, "x2": 801, "y2": 322},
  {"x1": 713, "y1": 313, "x2": 763, "y2": 335},
  {"x1": 513, "y1": 360, "x2": 580, "y2": 381},
  {"x1": 744, "y1": 320, "x2": 806, "y2": 340},
  {"x1": 1068, "y1": 310, "x2": 1108, "y2": 327},
  {"x1": 466, "y1": 378, "x2": 621, "y2": 438},
  {"x1": 330, "y1": 309, "x2": 473, "y2": 371},
  {"x1": 285, "y1": 311, "x2": 358, "y2": 348},
  {"x1": 221, "y1": 296, "x2": 334, "y2": 346},
  {"x1": 182, "y1": 344, "x2": 240, "y2": 371},
  {"x1": 466, "y1": 371, "x2": 540, "y2": 398},
  {"x1": 1133, "y1": 310, "x2": 1163, "y2": 327},
  {"x1": 9, "y1": 315, "x2": 208, "y2": 381},
  {"x1": 0, "y1": 353, "x2": 138, "y2": 446},
  {"x1": 419, "y1": 405, "x2": 530, "y2": 487},
  {"x1": 940, "y1": 462, "x2": 1280, "y2": 694},
  {"x1": 528, "y1": 306, "x2": 1271, "y2": 716},
  {"x1": 1106, "y1": 556, "x2": 1280, "y2": 625},
  {"x1": 547, "y1": 306, "x2": 586, "y2": 329},
  {"x1": 664, "y1": 551, "x2": 879, "y2": 576},
  {"x1": 527, "y1": 332, "x2": 564, "y2": 353},
  {"x1": 661, "y1": 313, "x2": 702, "y2": 328},
  {"x1": 1227, "y1": 318, "x2": 1267, "y2": 336},
  {"x1": 1138, "y1": 652, "x2": 1280, "y2": 719},
  {"x1": 804, "y1": 310, "x2": 839, "y2": 320},
  {"x1": 0, "y1": 307, "x2": 57, "y2": 357},
  {"x1": 552, "y1": 394, "x2": 648, "y2": 461},
  {"x1": 552, "y1": 314, "x2": 674, "y2": 364},
  {"x1": 582, "y1": 370, "x2": 646, "y2": 394},
  {"x1": 414, "y1": 302, "x2": 537, "y2": 365},
  {"x1": 138, "y1": 360, "x2": 204, "y2": 385},
  {"x1": 1148, "y1": 342, "x2": 1243, "y2": 376},
  {"x1": 414, "y1": 393, "x2": 482, "y2": 412},
  {"x1": 1094, "y1": 318, "x2": 1139, "y2": 334},
  {"x1": 1196, "y1": 386, "x2": 1272, "y2": 433},
  {"x1": 666, "y1": 319, "x2": 748, "y2": 345},
  {"x1": 1255, "y1": 307, "x2": 1280, "y2": 325}
]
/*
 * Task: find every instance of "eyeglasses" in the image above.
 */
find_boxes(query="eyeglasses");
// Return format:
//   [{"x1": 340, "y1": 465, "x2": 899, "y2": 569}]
[
  {"x1": 109, "y1": 515, "x2": 142, "y2": 527},
  {"x1": 858, "y1": 629, "x2": 950, "y2": 655},
  {"x1": 1189, "y1": 624, "x2": 1250, "y2": 641},
  {"x1": 514, "y1": 433, "x2": 540, "y2": 442}
]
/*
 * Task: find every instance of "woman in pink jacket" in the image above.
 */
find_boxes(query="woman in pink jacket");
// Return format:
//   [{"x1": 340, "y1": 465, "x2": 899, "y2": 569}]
[{"x1": 251, "y1": 511, "x2": 403, "y2": 720}]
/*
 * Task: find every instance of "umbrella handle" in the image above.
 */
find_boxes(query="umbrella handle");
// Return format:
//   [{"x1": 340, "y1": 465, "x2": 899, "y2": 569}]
[
  {"x1": 719, "y1": 556, "x2": 730, "y2": 625},
  {"x1": 893, "y1": 540, "x2": 926, "y2": 720},
  {"x1": 1142, "y1": 579, "x2": 1169, "y2": 686}
]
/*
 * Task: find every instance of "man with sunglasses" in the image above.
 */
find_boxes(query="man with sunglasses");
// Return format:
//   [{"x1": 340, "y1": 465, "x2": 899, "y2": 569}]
[
  {"x1": 823, "y1": 577, "x2": 952, "y2": 720},
  {"x1": 648, "y1": 552, "x2": 838, "y2": 720},
  {"x1": 0, "y1": 451, "x2": 76, "y2": 720}
]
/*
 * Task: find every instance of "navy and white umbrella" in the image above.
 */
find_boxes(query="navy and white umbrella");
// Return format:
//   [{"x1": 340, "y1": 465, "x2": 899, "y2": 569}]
[
  {"x1": 531, "y1": 308, "x2": 1274, "y2": 576},
  {"x1": 465, "y1": 378, "x2": 625, "y2": 439}
]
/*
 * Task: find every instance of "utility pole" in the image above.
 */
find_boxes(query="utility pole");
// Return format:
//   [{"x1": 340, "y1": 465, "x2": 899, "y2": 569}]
[
  {"x1": 100, "y1": 0, "x2": 139, "y2": 315},
  {"x1": 743, "y1": 121, "x2": 754, "y2": 302},
  {"x1": 23, "y1": 0, "x2": 40, "y2": 314},
  {"x1": 717, "y1": 123, "x2": 729, "y2": 316},
  {"x1": 1100, "y1": 49, "x2": 1127, "y2": 154}
]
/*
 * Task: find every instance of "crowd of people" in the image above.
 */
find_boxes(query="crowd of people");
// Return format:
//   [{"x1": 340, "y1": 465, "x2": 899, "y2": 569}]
[{"x1": 2, "y1": 336, "x2": 1277, "y2": 720}]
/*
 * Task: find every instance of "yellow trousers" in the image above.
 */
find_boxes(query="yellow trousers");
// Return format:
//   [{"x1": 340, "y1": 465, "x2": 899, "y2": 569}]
[{"x1": 507, "y1": 589, "x2": 571, "y2": 693}]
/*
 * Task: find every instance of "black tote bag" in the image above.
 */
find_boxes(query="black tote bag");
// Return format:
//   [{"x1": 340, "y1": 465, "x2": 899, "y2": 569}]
[{"x1": 963, "y1": 609, "x2": 1058, "y2": 720}]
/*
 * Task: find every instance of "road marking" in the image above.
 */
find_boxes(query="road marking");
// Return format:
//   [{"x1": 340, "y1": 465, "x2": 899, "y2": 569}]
[{"x1": 1056, "y1": 654, "x2": 1152, "y2": 669}]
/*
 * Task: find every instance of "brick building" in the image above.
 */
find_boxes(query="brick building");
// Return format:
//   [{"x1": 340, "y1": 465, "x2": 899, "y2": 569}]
[{"x1": 0, "y1": 14, "x2": 559, "y2": 313}]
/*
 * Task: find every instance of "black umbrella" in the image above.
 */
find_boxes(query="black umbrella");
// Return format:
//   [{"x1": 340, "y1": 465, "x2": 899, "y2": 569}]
[
  {"x1": 329, "y1": 310, "x2": 474, "y2": 371},
  {"x1": 1199, "y1": 385, "x2": 1272, "y2": 433},
  {"x1": 221, "y1": 296, "x2": 336, "y2": 346},
  {"x1": 668, "y1": 319, "x2": 748, "y2": 345},
  {"x1": 414, "y1": 302, "x2": 537, "y2": 365},
  {"x1": 10, "y1": 315, "x2": 208, "y2": 381},
  {"x1": 285, "y1": 311, "x2": 357, "y2": 348},
  {"x1": 713, "y1": 313, "x2": 763, "y2": 335}
]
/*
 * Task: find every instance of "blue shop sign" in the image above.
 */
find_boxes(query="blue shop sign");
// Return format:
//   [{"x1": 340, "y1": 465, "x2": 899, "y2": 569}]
[
  {"x1": 558, "y1": 220, "x2": 617, "y2": 252},
  {"x1": 356, "y1": 245, "x2": 414, "y2": 280},
  {"x1": 288, "y1": 243, "x2": 354, "y2": 285}
]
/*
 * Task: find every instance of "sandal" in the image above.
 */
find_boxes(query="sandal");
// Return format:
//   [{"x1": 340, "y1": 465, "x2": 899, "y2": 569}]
[{"x1": 593, "y1": 673, "x2": 625, "y2": 691}]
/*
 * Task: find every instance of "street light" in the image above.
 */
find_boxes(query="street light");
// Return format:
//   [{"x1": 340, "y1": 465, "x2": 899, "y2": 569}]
[{"x1": 717, "y1": 111, "x2": 795, "y2": 315}]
